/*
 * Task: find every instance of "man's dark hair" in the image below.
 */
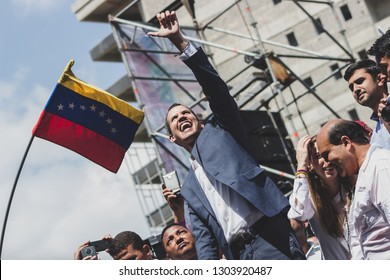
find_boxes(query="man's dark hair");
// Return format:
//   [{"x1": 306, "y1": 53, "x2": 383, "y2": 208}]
[
  {"x1": 367, "y1": 29, "x2": 390, "y2": 62},
  {"x1": 328, "y1": 120, "x2": 370, "y2": 146},
  {"x1": 165, "y1": 103, "x2": 200, "y2": 135},
  {"x1": 109, "y1": 231, "x2": 144, "y2": 257},
  {"x1": 343, "y1": 59, "x2": 381, "y2": 81}
]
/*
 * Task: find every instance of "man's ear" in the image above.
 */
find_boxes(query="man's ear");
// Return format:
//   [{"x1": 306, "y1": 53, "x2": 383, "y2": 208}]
[
  {"x1": 168, "y1": 134, "x2": 176, "y2": 143},
  {"x1": 340, "y1": 135, "x2": 351, "y2": 147},
  {"x1": 377, "y1": 73, "x2": 387, "y2": 86},
  {"x1": 143, "y1": 244, "x2": 151, "y2": 254}
]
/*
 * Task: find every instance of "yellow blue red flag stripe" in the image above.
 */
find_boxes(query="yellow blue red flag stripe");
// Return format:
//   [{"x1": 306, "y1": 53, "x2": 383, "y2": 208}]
[{"x1": 32, "y1": 60, "x2": 144, "y2": 173}]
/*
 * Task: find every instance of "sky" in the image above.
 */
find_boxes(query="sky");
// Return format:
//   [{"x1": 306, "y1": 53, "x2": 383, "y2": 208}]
[{"x1": 0, "y1": 0, "x2": 150, "y2": 259}]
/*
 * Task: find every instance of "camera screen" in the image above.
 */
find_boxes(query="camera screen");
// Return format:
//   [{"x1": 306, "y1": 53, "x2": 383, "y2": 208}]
[{"x1": 81, "y1": 246, "x2": 96, "y2": 258}]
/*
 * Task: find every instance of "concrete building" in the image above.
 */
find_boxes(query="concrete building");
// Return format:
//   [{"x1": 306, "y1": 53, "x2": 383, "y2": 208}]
[{"x1": 71, "y1": 0, "x2": 390, "y2": 235}]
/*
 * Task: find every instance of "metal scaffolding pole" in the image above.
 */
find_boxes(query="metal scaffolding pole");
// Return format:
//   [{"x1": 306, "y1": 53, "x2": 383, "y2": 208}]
[
  {"x1": 241, "y1": 0, "x2": 300, "y2": 151},
  {"x1": 112, "y1": 17, "x2": 263, "y2": 58}
]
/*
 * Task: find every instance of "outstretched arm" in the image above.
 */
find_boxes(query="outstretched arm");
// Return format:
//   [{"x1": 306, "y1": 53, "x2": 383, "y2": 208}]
[
  {"x1": 148, "y1": 11, "x2": 188, "y2": 52},
  {"x1": 149, "y1": 10, "x2": 247, "y2": 145}
]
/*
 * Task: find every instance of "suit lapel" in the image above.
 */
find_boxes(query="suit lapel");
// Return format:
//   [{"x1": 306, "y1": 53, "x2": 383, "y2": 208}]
[{"x1": 183, "y1": 168, "x2": 216, "y2": 218}]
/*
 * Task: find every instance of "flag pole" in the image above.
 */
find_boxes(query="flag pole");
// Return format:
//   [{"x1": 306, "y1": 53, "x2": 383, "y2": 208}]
[{"x1": 0, "y1": 135, "x2": 35, "y2": 259}]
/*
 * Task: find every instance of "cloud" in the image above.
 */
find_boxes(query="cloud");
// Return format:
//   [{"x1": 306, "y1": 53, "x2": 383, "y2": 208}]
[
  {"x1": 11, "y1": 0, "x2": 65, "y2": 15},
  {"x1": 0, "y1": 67, "x2": 29, "y2": 99},
  {"x1": 2, "y1": 159, "x2": 149, "y2": 259}
]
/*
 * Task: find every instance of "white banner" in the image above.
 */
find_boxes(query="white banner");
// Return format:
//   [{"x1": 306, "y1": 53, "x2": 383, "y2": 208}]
[{"x1": 2, "y1": 260, "x2": 388, "y2": 280}]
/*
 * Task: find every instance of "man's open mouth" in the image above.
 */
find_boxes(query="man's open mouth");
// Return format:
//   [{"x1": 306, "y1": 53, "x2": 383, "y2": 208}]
[{"x1": 180, "y1": 122, "x2": 192, "y2": 131}]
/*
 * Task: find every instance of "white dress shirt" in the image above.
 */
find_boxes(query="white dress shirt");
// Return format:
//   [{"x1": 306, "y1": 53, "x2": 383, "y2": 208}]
[
  {"x1": 349, "y1": 144, "x2": 390, "y2": 259},
  {"x1": 191, "y1": 158, "x2": 263, "y2": 242}
]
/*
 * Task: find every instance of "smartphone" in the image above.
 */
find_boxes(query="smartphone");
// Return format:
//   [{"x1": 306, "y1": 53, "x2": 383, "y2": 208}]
[
  {"x1": 162, "y1": 170, "x2": 181, "y2": 194},
  {"x1": 89, "y1": 239, "x2": 111, "y2": 252}
]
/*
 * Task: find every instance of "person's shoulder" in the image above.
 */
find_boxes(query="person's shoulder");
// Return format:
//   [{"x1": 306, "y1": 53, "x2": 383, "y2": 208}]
[
  {"x1": 371, "y1": 144, "x2": 390, "y2": 156},
  {"x1": 368, "y1": 145, "x2": 390, "y2": 170}
]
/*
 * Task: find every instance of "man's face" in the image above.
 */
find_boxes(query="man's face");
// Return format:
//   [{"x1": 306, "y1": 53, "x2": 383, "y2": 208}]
[
  {"x1": 163, "y1": 225, "x2": 196, "y2": 260},
  {"x1": 167, "y1": 105, "x2": 203, "y2": 149},
  {"x1": 348, "y1": 69, "x2": 382, "y2": 109},
  {"x1": 112, "y1": 244, "x2": 152, "y2": 260},
  {"x1": 378, "y1": 55, "x2": 390, "y2": 82},
  {"x1": 316, "y1": 132, "x2": 357, "y2": 177}
]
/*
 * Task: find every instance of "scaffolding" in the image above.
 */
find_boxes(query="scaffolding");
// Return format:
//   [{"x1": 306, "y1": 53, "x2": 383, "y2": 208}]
[{"x1": 109, "y1": 0, "x2": 355, "y2": 235}]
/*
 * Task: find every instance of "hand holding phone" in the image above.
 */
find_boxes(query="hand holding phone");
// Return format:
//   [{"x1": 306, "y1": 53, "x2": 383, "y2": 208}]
[
  {"x1": 80, "y1": 239, "x2": 111, "y2": 258},
  {"x1": 162, "y1": 171, "x2": 181, "y2": 194}
]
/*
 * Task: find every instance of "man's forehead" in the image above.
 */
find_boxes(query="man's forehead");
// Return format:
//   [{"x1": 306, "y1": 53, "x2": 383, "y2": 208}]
[
  {"x1": 168, "y1": 105, "x2": 189, "y2": 115},
  {"x1": 316, "y1": 130, "x2": 330, "y2": 153},
  {"x1": 349, "y1": 68, "x2": 369, "y2": 81},
  {"x1": 163, "y1": 226, "x2": 186, "y2": 239},
  {"x1": 115, "y1": 247, "x2": 138, "y2": 259}
]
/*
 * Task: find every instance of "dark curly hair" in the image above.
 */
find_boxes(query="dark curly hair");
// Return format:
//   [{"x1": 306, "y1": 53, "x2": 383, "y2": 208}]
[
  {"x1": 108, "y1": 231, "x2": 144, "y2": 257},
  {"x1": 367, "y1": 29, "x2": 390, "y2": 63}
]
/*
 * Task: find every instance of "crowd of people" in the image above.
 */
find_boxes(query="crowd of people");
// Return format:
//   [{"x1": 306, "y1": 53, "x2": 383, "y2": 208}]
[{"x1": 74, "y1": 11, "x2": 390, "y2": 260}]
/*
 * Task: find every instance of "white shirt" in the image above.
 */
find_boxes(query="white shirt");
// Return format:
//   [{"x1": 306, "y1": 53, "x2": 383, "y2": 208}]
[
  {"x1": 179, "y1": 42, "x2": 197, "y2": 60},
  {"x1": 370, "y1": 112, "x2": 390, "y2": 150},
  {"x1": 288, "y1": 177, "x2": 351, "y2": 260},
  {"x1": 349, "y1": 144, "x2": 390, "y2": 259},
  {"x1": 191, "y1": 159, "x2": 263, "y2": 242}
]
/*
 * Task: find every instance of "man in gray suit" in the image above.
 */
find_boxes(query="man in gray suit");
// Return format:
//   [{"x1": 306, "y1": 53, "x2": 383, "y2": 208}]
[{"x1": 148, "y1": 11, "x2": 304, "y2": 260}]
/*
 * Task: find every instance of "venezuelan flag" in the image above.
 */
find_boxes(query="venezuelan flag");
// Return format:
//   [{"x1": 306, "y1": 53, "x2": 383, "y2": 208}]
[{"x1": 33, "y1": 60, "x2": 144, "y2": 173}]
